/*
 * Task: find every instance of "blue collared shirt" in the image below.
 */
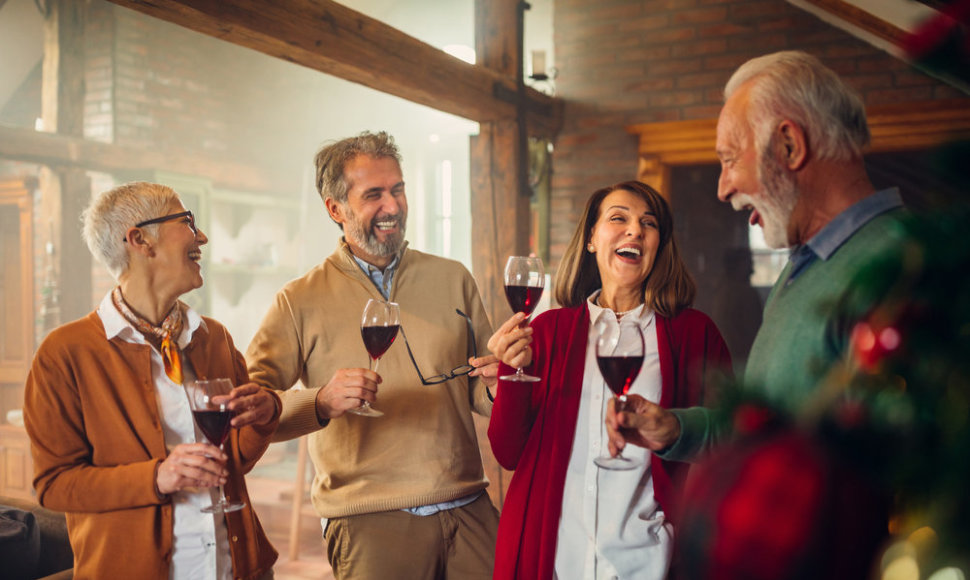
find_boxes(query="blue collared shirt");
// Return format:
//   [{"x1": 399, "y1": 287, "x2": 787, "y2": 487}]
[
  {"x1": 786, "y1": 188, "x2": 904, "y2": 285},
  {"x1": 351, "y1": 252, "x2": 400, "y2": 299}
]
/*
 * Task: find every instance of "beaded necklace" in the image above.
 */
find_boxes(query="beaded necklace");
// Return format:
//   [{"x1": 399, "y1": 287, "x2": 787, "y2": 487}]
[{"x1": 596, "y1": 296, "x2": 643, "y2": 318}]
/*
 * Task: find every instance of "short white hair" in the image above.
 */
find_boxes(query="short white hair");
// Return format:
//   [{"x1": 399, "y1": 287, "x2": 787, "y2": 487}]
[
  {"x1": 725, "y1": 50, "x2": 870, "y2": 162},
  {"x1": 81, "y1": 182, "x2": 179, "y2": 280}
]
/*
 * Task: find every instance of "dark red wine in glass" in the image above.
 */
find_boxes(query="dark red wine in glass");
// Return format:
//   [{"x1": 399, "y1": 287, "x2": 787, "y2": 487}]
[
  {"x1": 183, "y1": 378, "x2": 246, "y2": 513},
  {"x1": 597, "y1": 355, "x2": 644, "y2": 397},
  {"x1": 361, "y1": 325, "x2": 400, "y2": 360},
  {"x1": 501, "y1": 256, "x2": 545, "y2": 383},
  {"x1": 354, "y1": 300, "x2": 401, "y2": 417},
  {"x1": 594, "y1": 323, "x2": 645, "y2": 471},
  {"x1": 191, "y1": 409, "x2": 232, "y2": 447},
  {"x1": 504, "y1": 285, "x2": 543, "y2": 317}
]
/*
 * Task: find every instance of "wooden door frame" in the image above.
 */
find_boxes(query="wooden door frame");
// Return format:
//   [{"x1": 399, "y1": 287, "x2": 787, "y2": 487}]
[
  {"x1": 0, "y1": 179, "x2": 35, "y2": 387},
  {"x1": 628, "y1": 100, "x2": 970, "y2": 198}
]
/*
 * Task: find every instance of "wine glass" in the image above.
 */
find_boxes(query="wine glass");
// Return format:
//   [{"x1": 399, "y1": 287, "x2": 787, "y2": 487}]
[
  {"x1": 183, "y1": 378, "x2": 246, "y2": 513},
  {"x1": 593, "y1": 321, "x2": 645, "y2": 470},
  {"x1": 354, "y1": 299, "x2": 401, "y2": 417},
  {"x1": 500, "y1": 256, "x2": 545, "y2": 382}
]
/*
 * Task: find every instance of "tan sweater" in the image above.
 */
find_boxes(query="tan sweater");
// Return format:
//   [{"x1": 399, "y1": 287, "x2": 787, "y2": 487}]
[
  {"x1": 24, "y1": 312, "x2": 279, "y2": 580},
  {"x1": 246, "y1": 240, "x2": 494, "y2": 518}
]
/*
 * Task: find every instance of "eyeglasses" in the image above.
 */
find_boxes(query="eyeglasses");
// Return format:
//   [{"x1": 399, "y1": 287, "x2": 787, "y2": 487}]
[
  {"x1": 124, "y1": 210, "x2": 198, "y2": 241},
  {"x1": 400, "y1": 308, "x2": 478, "y2": 385}
]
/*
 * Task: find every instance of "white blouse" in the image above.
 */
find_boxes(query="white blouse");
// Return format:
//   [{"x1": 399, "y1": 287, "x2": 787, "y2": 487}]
[
  {"x1": 98, "y1": 292, "x2": 231, "y2": 580},
  {"x1": 553, "y1": 291, "x2": 674, "y2": 580}
]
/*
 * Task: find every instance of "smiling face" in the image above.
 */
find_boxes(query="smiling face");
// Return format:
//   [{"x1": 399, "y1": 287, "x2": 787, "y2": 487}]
[
  {"x1": 716, "y1": 84, "x2": 800, "y2": 249},
  {"x1": 326, "y1": 154, "x2": 408, "y2": 268},
  {"x1": 588, "y1": 188, "x2": 661, "y2": 295},
  {"x1": 148, "y1": 201, "x2": 208, "y2": 296}
]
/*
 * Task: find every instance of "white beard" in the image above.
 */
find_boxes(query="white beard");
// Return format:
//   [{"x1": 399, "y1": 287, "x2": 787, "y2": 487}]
[
  {"x1": 730, "y1": 150, "x2": 800, "y2": 249},
  {"x1": 758, "y1": 151, "x2": 799, "y2": 249}
]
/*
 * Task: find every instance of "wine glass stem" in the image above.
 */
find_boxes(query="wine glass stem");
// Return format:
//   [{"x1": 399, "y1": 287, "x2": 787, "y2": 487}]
[
  {"x1": 218, "y1": 444, "x2": 229, "y2": 504},
  {"x1": 615, "y1": 394, "x2": 628, "y2": 413},
  {"x1": 613, "y1": 395, "x2": 628, "y2": 459}
]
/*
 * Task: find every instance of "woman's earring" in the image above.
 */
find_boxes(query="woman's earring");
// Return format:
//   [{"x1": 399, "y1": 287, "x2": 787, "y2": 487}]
[{"x1": 587, "y1": 243, "x2": 595, "y2": 253}]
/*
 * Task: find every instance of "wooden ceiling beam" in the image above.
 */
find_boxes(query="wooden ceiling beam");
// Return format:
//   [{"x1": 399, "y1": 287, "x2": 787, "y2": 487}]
[
  {"x1": 796, "y1": 0, "x2": 909, "y2": 46},
  {"x1": 0, "y1": 124, "x2": 274, "y2": 191},
  {"x1": 104, "y1": 0, "x2": 563, "y2": 138}
]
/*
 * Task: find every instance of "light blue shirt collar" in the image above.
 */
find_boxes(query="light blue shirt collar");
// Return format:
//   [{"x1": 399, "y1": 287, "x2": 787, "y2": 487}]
[
  {"x1": 351, "y1": 252, "x2": 401, "y2": 300},
  {"x1": 786, "y1": 187, "x2": 903, "y2": 284},
  {"x1": 805, "y1": 187, "x2": 903, "y2": 261}
]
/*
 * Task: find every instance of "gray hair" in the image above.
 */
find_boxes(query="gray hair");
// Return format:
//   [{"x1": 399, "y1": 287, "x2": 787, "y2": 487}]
[
  {"x1": 313, "y1": 131, "x2": 402, "y2": 206},
  {"x1": 81, "y1": 181, "x2": 179, "y2": 280},
  {"x1": 724, "y1": 50, "x2": 870, "y2": 162}
]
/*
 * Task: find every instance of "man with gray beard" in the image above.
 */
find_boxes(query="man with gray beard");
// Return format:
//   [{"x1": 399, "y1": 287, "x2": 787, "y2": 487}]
[
  {"x1": 606, "y1": 51, "x2": 910, "y2": 579},
  {"x1": 712, "y1": 50, "x2": 906, "y2": 408},
  {"x1": 607, "y1": 50, "x2": 907, "y2": 455},
  {"x1": 246, "y1": 131, "x2": 500, "y2": 579}
]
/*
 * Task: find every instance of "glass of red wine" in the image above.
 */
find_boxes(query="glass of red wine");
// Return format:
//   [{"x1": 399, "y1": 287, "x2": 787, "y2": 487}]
[
  {"x1": 501, "y1": 255, "x2": 545, "y2": 383},
  {"x1": 593, "y1": 321, "x2": 645, "y2": 470},
  {"x1": 183, "y1": 378, "x2": 246, "y2": 513},
  {"x1": 354, "y1": 299, "x2": 401, "y2": 417}
]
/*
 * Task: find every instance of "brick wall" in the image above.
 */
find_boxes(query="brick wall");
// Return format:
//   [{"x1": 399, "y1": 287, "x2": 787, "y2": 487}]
[
  {"x1": 82, "y1": 4, "x2": 258, "y2": 164},
  {"x1": 550, "y1": 0, "x2": 968, "y2": 269}
]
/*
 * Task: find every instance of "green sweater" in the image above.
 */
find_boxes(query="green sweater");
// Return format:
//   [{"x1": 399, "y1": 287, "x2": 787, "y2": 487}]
[
  {"x1": 246, "y1": 240, "x2": 494, "y2": 518},
  {"x1": 667, "y1": 206, "x2": 907, "y2": 461},
  {"x1": 744, "y1": 208, "x2": 907, "y2": 411}
]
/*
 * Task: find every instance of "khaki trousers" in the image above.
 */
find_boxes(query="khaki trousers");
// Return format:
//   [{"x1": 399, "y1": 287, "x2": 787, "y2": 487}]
[{"x1": 323, "y1": 493, "x2": 499, "y2": 580}]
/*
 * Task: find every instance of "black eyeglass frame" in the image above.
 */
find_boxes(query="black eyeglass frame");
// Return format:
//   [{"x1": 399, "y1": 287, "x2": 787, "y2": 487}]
[
  {"x1": 400, "y1": 308, "x2": 478, "y2": 385},
  {"x1": 124, "y1": 210, "x2": 198, "y2": 241}
]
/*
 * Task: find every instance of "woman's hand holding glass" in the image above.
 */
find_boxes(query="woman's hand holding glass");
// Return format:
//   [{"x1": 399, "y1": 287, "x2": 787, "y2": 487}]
[
  {"x1": 488, "y1": 312, "x2": 536, "y2": 375},
  {"x1": 183, "y1": 378, "x2": 246, "y2": 513},
  {"x1": 156, "y1": 441, "x2": 228, "y2": 496},
  {"x1": 501, "y1": 256, "x2": 545, "y2": 382}
]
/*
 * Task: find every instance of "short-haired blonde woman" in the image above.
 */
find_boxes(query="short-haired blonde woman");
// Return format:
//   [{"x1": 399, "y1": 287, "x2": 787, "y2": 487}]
[
  {"x1": 487, "y1": 181, "x2": 732, "y2": 579},
  {"x1": 24, "y1": 182, "x2": 279, "y2": 579}
]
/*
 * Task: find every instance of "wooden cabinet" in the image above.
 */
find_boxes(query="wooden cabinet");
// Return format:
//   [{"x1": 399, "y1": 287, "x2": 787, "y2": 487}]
[{"x1": 0, "y1": 424, "x2": 35, "y2": 501}]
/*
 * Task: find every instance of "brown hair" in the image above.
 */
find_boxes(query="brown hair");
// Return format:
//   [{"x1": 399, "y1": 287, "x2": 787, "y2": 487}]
[
  {"x1": 554, "y1": 181, "x2": 696, "y2": 318},
  {"x1": 314, "y1": 130, "x2": 402, "y2": 205}
]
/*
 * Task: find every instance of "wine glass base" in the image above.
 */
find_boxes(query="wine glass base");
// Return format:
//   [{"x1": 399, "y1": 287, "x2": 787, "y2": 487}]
[
  {"x1": 593, "y1": 455, "x2": 641, "y2": 471},
  {"x1": 500, "y1": 373, "x2": 542, "y2": 383},
  {"x1": 201, "y1": 501, "x2": 246, "y2": 514},
  {"x1": 348, "y1": 405, "x2": 384, "y2": 417}
]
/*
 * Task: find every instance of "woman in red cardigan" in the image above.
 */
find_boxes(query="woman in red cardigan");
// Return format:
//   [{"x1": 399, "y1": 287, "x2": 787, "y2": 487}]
[{"x1": 487, "y1": 181, "x2": 732, "y2": 580}]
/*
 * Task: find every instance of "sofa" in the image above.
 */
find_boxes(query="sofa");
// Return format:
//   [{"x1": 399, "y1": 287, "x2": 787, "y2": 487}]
[{"x1": 0, "y1": 495, "x2": 73, "y2": 579}]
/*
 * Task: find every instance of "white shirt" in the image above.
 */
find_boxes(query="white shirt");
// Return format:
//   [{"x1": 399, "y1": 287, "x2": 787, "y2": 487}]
[
  {"x1": 97, "y1": 291, "x2": 232, "y2": 580},
  {"x1": 553, "y1": 292, "x2": 674, "y2": 580}
]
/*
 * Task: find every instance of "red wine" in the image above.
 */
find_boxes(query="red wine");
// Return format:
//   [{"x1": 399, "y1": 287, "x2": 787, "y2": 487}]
[
  {"x1": 597, "y1": 355, "x2": 644, "y2": 396},
  {"x1": 193, "y1": 409, "x2": 232, "y2": 446},
  {"x1": 361, "y1": 324, "x2": 399, "y2": 360},
  {"x1": 505, "y1": 285, "x2": 543, "y2": 316}
]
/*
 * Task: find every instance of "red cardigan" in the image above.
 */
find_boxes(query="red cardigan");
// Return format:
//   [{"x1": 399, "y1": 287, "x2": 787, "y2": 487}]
[{"x1": 488, "y1": 305, "x2": 731, "y2": 580}]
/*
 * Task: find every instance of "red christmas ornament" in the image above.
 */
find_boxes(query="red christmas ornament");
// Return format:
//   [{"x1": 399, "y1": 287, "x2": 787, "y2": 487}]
[
  {"x1": 850, "y1": 321, "x2": 902, "y2": 373},
  {"x1": 733, "y1": 403, "x2": 775, "y2": 435}
]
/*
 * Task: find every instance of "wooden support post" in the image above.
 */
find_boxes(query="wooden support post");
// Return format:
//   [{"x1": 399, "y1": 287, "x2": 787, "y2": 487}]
[
  {"x1": 470, "y1": 121, "x2": 530, "y2": 327},
  {"x1": 470, "y1": 0, "x2": 533, "y2": 509},
  {"x1": 472, "y1": 0, "x2": 531, "y2": 324},
  {"x1": 41, "y1": 0, "x2": 92, "y2": 321}
]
